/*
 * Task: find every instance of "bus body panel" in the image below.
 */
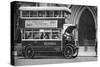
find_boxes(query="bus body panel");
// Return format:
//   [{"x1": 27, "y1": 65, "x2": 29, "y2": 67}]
[{"x1": 22, "y1": 40, "x2": 62, "y2": 52}]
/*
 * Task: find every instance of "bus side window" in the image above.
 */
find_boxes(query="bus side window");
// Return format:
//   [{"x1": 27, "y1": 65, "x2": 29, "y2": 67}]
[
  {"x1": 33, "y1": 32, "x2": 39, "y2": 39},
  {"x1": 43, "y1": 32, "x2": 50, "y2": 39},
  {"x1": 25, "y1": 32, "x2": 28, "y2": 39},
  {"x1": 40, "y1": 32, "x2": 44, "y2": 39},
  {"x1": 25, "y1": 31, "x2": 33, "y2": 39},
  {"x1": 28, "y1": 32, "x2": 33, "y2": 39},
  {"x1": 52, "y1": 29, "x2": 61, "y2": 39},
  {"x1": 52, "y1": 32, "x2": 59, "y2": 39}
]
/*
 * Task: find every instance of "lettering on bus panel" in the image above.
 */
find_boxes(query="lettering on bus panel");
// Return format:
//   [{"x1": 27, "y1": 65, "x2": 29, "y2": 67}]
[
  {"x1": 44, "y1": 42, "x2": 56, "y2": 45},
  {"x1": 25, "y1": 20, "x2": 57, "y2": 28}
]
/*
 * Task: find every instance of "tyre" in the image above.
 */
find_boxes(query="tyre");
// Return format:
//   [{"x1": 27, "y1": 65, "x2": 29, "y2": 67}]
[
  {"x1": 64, "y1": 46, "x2": 73, "y2": 59},
  {"x1": 24, "y1": 45, "x2": 34, "y2": 59}
]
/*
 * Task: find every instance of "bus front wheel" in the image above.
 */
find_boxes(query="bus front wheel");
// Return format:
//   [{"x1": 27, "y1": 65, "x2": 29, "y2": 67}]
[{"x1": 64, "y1": 46, "x2": 73, "y2": 59}]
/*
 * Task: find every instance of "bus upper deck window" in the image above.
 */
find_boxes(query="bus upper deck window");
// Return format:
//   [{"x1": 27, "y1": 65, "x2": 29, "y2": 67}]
[
  {"x1": 38, "y1": 11, "x2": 46, "y2": 17},
  {"x1": 47, "y1": 11, "x2": 54, "y2": 17},
  {"x1": 22, "y1": 11, "x2": 30, "y2": 17},
  {"x1": 54, "y1": 11, "x2": 61, "y2": 17},
  {"x1": 30, "y1": 11, "x2": 38, "y2": 17}
]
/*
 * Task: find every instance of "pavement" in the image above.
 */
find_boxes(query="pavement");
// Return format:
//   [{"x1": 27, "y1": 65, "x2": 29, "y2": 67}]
[
  {"x1": 78, "y1": 46, "x2": 96, "y2": 56},
  {"x1": 14, "y1": 56, "x2": 97, "y2": 66}
]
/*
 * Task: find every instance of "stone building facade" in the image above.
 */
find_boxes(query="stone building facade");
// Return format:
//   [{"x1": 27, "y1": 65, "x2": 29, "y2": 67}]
[{"x1": 69, "y1": 5, "x2": 97, "y2": 56}]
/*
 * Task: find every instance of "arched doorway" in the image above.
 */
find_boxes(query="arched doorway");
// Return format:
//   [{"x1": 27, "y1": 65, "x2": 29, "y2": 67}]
[{"x1": 78, "y1": 8, "x2": 96, "y2": 56}]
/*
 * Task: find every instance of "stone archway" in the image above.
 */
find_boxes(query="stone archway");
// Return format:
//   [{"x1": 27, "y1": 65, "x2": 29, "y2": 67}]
[
  {"x1": 70, "y1": 6, "x2": 97, "y2": 56},
  {"x1": 77, "y1": 7, "x2": 97, "y2": 56},
  {"x1": 78, "y1": 8, "x2": 96, "y2": 46}
]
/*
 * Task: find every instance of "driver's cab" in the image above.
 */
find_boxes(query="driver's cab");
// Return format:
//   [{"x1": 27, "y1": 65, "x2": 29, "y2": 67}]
[
  {"x1": 63, "y1": 24, "x2": 78, "y2": 48},
  {"x1": 62, "y1": 24, "x2": 78, "y2": 58}
]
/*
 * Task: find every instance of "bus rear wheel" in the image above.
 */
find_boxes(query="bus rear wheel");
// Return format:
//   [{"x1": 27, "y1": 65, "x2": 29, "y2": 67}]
[
  {"x1": 64, "y1": 46, "x2": 73, "y2": 59},
  {"x1": 24, "y1": 45, "x2": 34, "y2": 59}
]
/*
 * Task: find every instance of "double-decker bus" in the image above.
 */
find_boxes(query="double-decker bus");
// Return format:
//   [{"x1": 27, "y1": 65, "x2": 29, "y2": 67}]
[{"x1": 18, "y1": 6, "x2": 78, "y2": 59}]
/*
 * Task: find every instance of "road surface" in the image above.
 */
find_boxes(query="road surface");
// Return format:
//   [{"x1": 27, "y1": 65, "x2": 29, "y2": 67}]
[{"x1": 14, "y1": 56, "x2": 97, "y2": 66}]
